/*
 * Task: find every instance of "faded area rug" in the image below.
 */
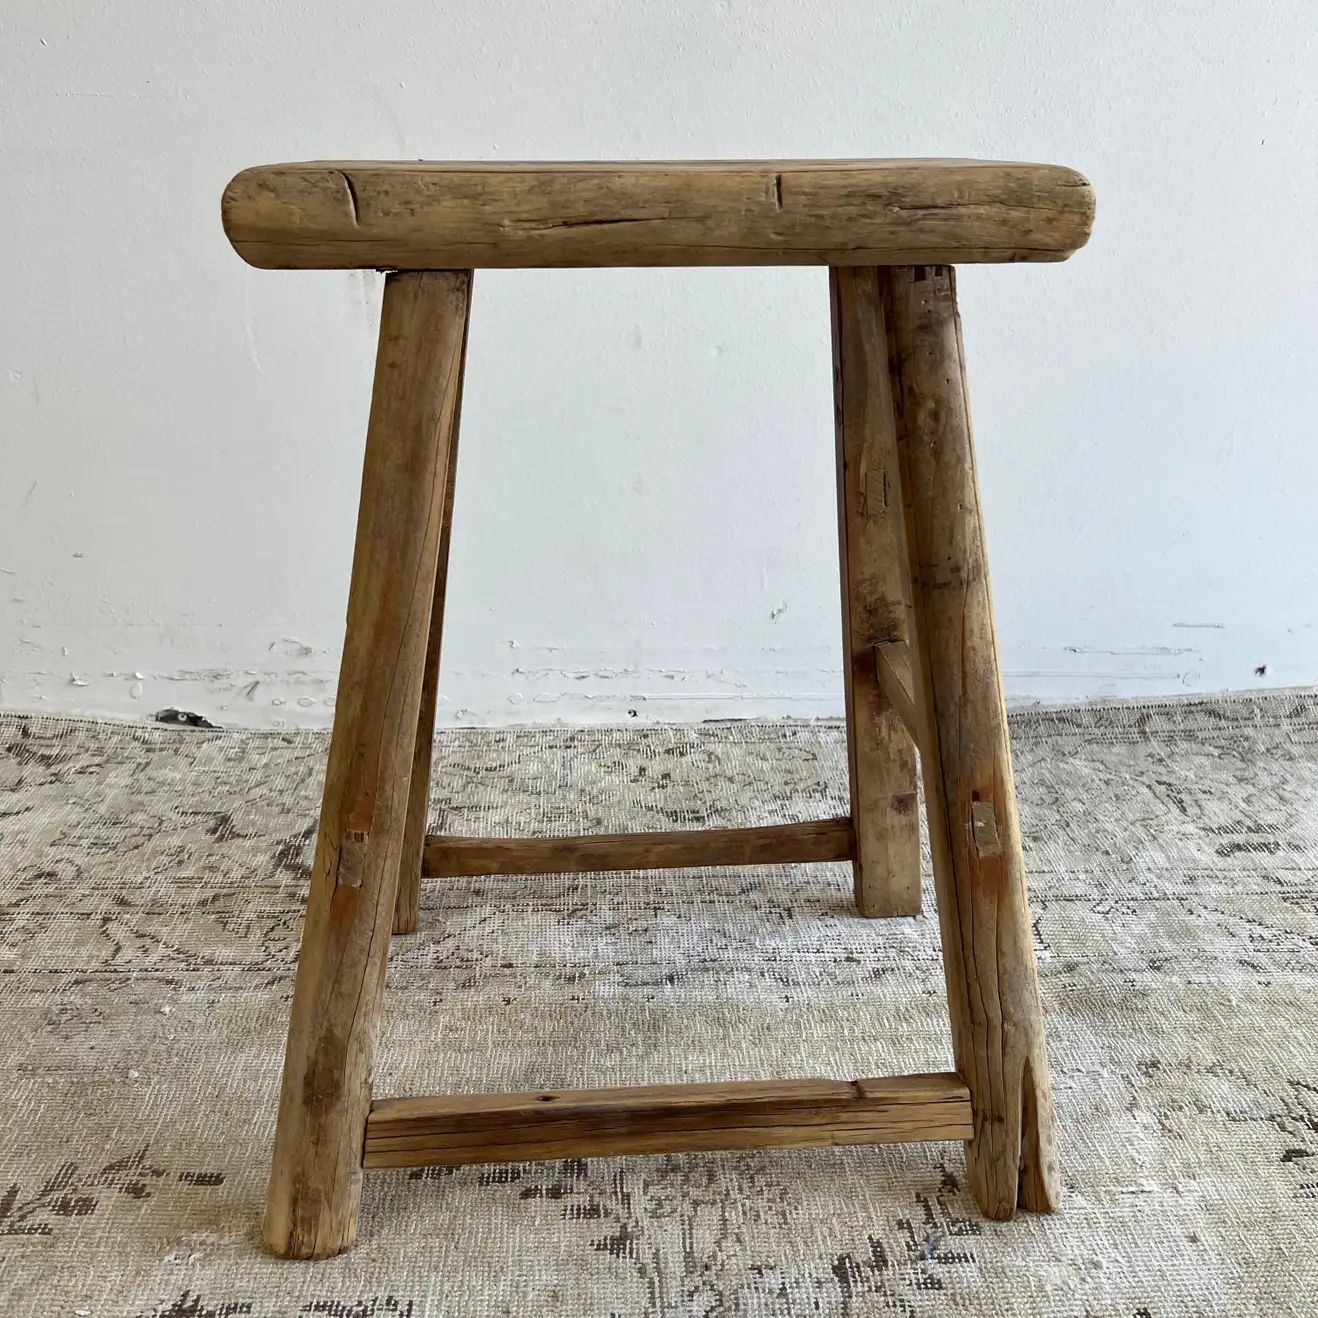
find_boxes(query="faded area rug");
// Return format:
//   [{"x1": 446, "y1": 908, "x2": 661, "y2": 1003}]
[{"x1": 1, "y1": 694, "x2": 1316, "y2": 1317}]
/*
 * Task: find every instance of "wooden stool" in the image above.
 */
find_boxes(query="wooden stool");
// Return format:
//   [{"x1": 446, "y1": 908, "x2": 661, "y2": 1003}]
[{"x1": 222, "y1": 158, "x2": 1095, "y2": 1259}]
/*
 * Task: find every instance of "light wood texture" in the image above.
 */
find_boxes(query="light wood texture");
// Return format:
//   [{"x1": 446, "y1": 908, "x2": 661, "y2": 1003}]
[
  {"x1": 392, "y1": 286, "x2": 472, "y2": 936},
  {"x1": 422, "y1": 817, "x2": 855, "y2": 878},
  {"x1": 364, "y1": 1073, "x2": 972, "y2": 1168},
  {"x1": 222, "y1": 159, "x2": 1094, "y2": 270},
  {"x1": 263, "y1": 270, "x2": 472, "y2": 1260},
  {"x1": 875, "y1": 263, "x2": 1061, "y2": 1219},
  {"x1": 874, "y1": 641, "x2": 918, "y2": 740},
  {"x1": 831, "y1": 268, "x2": 922, "y2": 917}
]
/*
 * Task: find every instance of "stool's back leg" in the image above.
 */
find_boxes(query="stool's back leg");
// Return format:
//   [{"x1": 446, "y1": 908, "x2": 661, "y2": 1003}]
[
  {"x1": 393, "y1": 297, "x2": 471, "y2": 935},
  {"x1": 831, "y1": 269, "x2": 922, "y2": 917},
  {"x1": 264, "y1": 270, "x2": 473, "y2": 1258},
  {"x1": 878, "y1": 264, "x2": 1061, "y2": 1217}
]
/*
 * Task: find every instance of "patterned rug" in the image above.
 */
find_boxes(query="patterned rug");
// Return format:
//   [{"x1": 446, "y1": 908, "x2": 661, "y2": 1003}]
[{"x1": 1, "y1": 694, "x2": 1316, "y2": 1317}]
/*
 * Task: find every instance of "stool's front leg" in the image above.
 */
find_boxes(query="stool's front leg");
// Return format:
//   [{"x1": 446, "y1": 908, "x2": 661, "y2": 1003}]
[
  {"x1": 264, "y1": 270, "x2": 472, "y2": 1259},
  {"x1": 879, "y1": 264, "x2": 1061, "y2": 1218}
]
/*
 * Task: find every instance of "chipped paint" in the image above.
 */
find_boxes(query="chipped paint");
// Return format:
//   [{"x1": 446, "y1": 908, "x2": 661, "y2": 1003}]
[{"x1": 1064, "y1": 645, "x2": 1197, "y2": 657}]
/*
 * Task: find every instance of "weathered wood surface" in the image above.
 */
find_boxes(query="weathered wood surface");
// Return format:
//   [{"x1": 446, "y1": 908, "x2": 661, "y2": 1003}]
[
  {"x1": 364, "y1": 1072, "x2": 973, "y2": 1168},
  {"x1": 873, "y1": 641, "x2": 917, "y2": 740},
  {"x1": 878, "y1": 263, "x2": 1061, "y2": 1219},
  {"x1": 263, "y1": 270, "x2": 472, "y2": 1260},
  {"x1": 831, "y1": 267, "x2": 922, "y2": 917},
  {"x1": 223, "y1": 159, "x2": 1095, "y2": 270},
  {"x1": 422, "y1": 818, "x2": 855, "y2": 878},
  {"x1": 392, "y1": 283, "x2": 472, "y2": 935}
]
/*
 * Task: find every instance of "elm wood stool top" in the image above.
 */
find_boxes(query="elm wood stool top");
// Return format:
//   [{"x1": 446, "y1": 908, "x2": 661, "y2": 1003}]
[{"x1": 221, "y1": 158, "x2": 1095, "y2": 1259}]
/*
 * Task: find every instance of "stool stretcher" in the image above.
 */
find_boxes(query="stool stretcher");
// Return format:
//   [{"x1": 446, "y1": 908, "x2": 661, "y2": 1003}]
[
  {"x1": 421, "y1": 817, "x2": 856, "y2": 877},
  {"x1": 364, "y1": 1072, "x2": 973, "y2": 1169}
]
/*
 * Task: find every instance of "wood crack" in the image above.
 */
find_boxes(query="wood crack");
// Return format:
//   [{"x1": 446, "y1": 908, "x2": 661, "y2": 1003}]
[
  {"x1": 504, "y1": 214, "x2": 703, "y2": 232},
  {"x1": 336, "y1": 171, "x2": 361, "y2": 226}
]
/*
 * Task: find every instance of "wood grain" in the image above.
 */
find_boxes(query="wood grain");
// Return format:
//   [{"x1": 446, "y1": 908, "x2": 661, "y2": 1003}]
[
  {"x1": 831, "y1": 268, "x2": 921, "y2": 917},
  {"x1": 422, "y1": 818, "x2": 855, "y2": 877},
  {"x1": 873, "y1": 641, "x2": 917, "y2": 740},
  {"x1": 878, "y1": 264, "x2": 1061, "y2": 1219},
  {"x1": 364, "y1": 1072, "x2": 972, "y2": 1168},
  {"x1": 263, "y1": 270, "x2": 471, "y2": 1260},
  {"x1": 222, "y1": 159, "x2": 1094, "y2": 270},
  {"x1": 392, "y1": 282, "x2": 472, "y2": 936}
]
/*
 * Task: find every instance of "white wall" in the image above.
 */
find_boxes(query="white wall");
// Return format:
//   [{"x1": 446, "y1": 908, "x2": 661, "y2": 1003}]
[{"x1": 2, "y1": 2, "x2": 1316, "y2": 728}]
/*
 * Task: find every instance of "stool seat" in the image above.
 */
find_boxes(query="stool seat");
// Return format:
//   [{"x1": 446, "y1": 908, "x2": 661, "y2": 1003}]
[{"x1": 222, "y1": 157, "x2": 1094, "y2": 271}]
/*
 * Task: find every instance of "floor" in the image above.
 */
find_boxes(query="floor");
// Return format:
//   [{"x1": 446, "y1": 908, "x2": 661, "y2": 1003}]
[{"x1": 1, "y1": 693, "x2": 1316, "y2": 1317}]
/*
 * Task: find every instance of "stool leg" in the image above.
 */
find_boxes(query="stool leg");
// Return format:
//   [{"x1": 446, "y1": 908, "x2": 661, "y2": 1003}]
[
  {"x1": 264, "y1": 270, "x2": 472, "y2": 1258},
  {"x1": 392, "y1": 301, "x2": 470, "y2": 936},
  {"x1": 830, "y1": 268, "x2": 921, "y2": 917},
  {"x1": 878, "y1": 264, "x2": 1061, "y2": 1217}
]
